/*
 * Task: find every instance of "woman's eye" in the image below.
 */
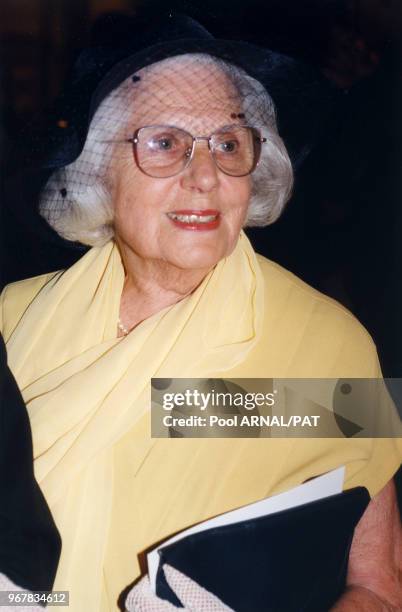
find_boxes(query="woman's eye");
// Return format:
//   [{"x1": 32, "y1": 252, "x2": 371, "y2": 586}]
[
  {"x1": 149, "y1": 136, "x2": 177, "y2": 151},
  {"x1": 218, "y1": 140, "x2": 238, "y2": 153},
  {"x1": 158, "y1": 138, "x2": 173, "y2": 150}
]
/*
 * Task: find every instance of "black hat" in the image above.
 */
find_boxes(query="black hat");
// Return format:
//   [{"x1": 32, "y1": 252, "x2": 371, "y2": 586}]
[{"x1": 38, "y1": 12, "x2": 337, "y2": 171}]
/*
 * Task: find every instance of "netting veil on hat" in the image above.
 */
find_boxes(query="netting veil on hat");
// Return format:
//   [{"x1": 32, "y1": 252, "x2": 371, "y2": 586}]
[
  {"x1": 39, "y1": 53, "x2": 294, "y2": 246},
  {"x1": 35, "y1": 13, "x2": 336, "y2": 246}
]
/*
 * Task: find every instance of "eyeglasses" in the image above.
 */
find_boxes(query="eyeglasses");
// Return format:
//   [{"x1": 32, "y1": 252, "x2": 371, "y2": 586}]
[{"x1": 124, "y1": 124, "x2": 267, "y2": 178}]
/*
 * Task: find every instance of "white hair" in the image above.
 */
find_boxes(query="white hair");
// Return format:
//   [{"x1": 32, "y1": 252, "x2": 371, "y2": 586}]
[{"x1": 39, "y1": 53, "x2": 293, "y2": 246}]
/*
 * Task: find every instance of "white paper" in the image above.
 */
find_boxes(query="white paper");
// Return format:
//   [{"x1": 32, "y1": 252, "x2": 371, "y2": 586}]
[{"x1": 148, "y1": 466, "x2": 345, "y2": 592}]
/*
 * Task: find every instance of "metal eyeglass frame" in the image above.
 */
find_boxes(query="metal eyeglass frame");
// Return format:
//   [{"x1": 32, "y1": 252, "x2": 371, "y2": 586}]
[{"x1": 125, "y1": 124, "x2": 267, "y2": 178}]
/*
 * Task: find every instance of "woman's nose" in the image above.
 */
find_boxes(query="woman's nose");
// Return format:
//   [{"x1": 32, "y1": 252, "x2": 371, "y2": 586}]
[{"x1": 180, "y1": 141, "x2": 220, "y2": 193}]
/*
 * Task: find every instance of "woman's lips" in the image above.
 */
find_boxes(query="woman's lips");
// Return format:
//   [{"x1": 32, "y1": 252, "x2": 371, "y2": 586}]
[{"x1": 166, "y1": 209, "x2": 221, "y2": 231}]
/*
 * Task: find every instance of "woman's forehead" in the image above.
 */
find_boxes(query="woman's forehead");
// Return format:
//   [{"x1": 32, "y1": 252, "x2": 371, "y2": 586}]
[{"x1": 127, "y1": 58, "x2": 242, "y2": 130}]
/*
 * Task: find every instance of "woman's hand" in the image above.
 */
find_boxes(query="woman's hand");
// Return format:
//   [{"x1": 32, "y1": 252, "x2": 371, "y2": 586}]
[
  {"x1": 125, "y1": 564, "x2": 234, "y2": 611},
  {"x1": 330, "y1": 480, "x2": 402, "y2": 611}
]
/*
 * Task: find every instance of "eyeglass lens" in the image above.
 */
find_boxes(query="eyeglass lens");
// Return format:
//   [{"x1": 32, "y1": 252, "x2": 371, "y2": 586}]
[{"x1": 133, "y1": 125, "x2": 261, "y2": 178}]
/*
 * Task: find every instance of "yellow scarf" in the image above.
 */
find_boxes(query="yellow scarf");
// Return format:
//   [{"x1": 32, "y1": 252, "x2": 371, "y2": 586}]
[{"x1": 5, "y1": 232, "x2": 263, "y2": 608}]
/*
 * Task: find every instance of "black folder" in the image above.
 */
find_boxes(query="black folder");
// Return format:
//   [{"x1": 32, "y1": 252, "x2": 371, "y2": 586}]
[{"x1": 155, "y1": 487, "x2": 370, "y2": 611}]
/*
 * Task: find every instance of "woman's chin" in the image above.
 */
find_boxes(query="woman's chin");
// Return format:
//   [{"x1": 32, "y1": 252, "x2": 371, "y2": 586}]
[{"x1": 169, "y1": 244, "x2": 227, "y2": 272}]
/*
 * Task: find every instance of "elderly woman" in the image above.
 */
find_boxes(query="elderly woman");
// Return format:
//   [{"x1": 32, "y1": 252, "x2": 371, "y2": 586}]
[{"x1": 1, "y1": 14, "x2": 401, "y2": 612}]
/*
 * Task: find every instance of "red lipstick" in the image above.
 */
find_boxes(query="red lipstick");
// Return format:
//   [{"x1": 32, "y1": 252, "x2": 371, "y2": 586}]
[{"x1": 166, "y1": 209, "x2": 221, "y2": 231}]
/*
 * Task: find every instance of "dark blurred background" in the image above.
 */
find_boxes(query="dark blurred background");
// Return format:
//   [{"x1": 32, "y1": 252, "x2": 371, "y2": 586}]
[{"x1": 1, "y1": 0, "x2": 402, "y2": 380}]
